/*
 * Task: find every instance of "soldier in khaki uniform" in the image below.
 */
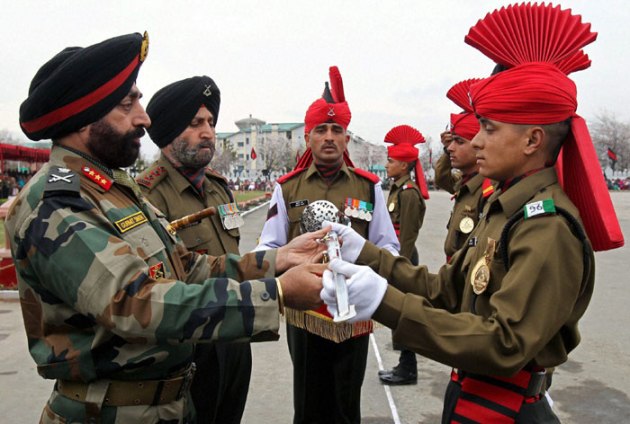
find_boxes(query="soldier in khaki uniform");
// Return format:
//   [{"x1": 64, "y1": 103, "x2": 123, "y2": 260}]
[
  {"x1": 377, "y1": 125, "x2": 429, "y2": 385},
  {"x1": 9, "y1": 32, "x2": 329, "y2": 424},
  {"x1": 137, "y1": 76, "x2": 250, "y2": 424},
  {"x1": 255, "y1": 67, "x2": 399, "y2": 424},
  {"x1": 322, "y1": 4, "x2": 623, "y2": 422},
  {"x1": 434, "y1": 78, "x2": 494, "y2": 261}
]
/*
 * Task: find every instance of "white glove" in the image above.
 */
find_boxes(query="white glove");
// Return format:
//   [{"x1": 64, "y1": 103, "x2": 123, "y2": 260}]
[
  {"x1": 321, "y1": 259, "x2": 387, "y2": 323},
  {"x1": 322, "y1": 221, "x2": 366, "y2": 263}
]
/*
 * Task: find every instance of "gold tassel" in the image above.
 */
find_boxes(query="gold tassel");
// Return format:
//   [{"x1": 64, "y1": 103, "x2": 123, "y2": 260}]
[{"x1": 285, "y1": 308, "x2": 373, "y2": 343}]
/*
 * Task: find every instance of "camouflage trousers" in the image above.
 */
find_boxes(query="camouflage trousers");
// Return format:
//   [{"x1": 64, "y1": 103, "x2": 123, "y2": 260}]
[{"x1": 39, "y1": 390, "x2": 195, "y2": 424}]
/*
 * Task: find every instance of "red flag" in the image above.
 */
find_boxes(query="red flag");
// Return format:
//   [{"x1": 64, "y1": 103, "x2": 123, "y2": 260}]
[
  {"x1": 607, "y1": 147, "x2": 618, "y2": 162},
  {"x1": 251, "y1": 147, "x2": 257, "y2": 160}
]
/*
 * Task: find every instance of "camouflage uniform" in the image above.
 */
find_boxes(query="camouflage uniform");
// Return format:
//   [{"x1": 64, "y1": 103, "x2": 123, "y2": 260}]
[
  {"x1": 5, "y1": 147, "x2": 281, "y2": 424},
  {"x1": 138, "y1": 154, "x2": 251, "y2": 424}
]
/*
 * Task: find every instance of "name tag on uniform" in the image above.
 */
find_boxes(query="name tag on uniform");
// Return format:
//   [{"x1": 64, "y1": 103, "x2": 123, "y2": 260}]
[
  {"x1": 115, "y1": 211, "x2": 148, "y2": 233},
  {"x1": 290, "y1": 199, "x2": 309, "y2": 208}
]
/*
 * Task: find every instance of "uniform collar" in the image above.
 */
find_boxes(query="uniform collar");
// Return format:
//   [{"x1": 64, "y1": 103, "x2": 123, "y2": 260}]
[
  {"x1": 305, "y1": 161, "x2": 351, "y2": 181},
  {"x1": 491, "y1": 167, "x2": 558, "y2": 218},
  {"x1": 392, "y1": 174, "x2": 412, "y2": 189}
]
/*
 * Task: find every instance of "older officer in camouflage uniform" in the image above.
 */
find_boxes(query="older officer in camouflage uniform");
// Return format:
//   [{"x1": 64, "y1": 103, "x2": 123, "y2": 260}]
[
  {"x1": 377, "y1": 125, "x2": 428, "y2": 385},
  {"x1": 137, "y1": 75, "x2": 252, "y2": 424},
  {"x1": 434, "y1": 78, "x2": 494, "y2": 262},
  {"x1": 9, "y1": 32, "x2": 328, "y2": 424},
  {"x1": 255, "y1": 67, "x2": 399, "y2": 424},
  {"x1": 322, "y1": 4, "x2": 624, "y2": 422}
]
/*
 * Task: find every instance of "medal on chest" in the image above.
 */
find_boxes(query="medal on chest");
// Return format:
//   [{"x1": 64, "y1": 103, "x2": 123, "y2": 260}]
[
  {"x1": 470, "y1": 238, "x2": 496, "y2": 295},
  {"x1": 459, "y1": 217, "x2": 475, "y2": 234},
  {"x1": 218, "y1": 203, "x2": 243, "y2": 230},
  {"x1": 344, "y1": 198, "x2": 373, "y2": 221}
]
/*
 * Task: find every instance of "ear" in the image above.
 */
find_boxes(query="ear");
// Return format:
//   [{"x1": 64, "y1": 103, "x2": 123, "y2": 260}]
[
  {"x1": 305, "y1": 133, "x2": 311, "y2": 148},
  {"x1": 523, "y1": 126, "x2": 544, "y2": 156}
]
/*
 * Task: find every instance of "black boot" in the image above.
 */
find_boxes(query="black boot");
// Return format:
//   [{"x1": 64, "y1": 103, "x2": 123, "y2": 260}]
[{"x1": 378, "y1": 350, "x2": 417, "y2": 385}]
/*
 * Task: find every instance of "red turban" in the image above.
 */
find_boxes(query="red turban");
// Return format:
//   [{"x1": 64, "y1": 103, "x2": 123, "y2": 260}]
[
  {"x1": 450, "y1": 112, "x2": 479, "y2": 141},
  {"x1": 304, "y1": 98, "x2": 351, "y2": 134},
  {"x1": 470, "y1": 62, "x2": 577, "y2": 124},
  {"x1": 384, "y1": 125, "x2": 429, "y2": 199},
  {"x1": 387, "y1": 143, "x2": 418, "y2": 162}
]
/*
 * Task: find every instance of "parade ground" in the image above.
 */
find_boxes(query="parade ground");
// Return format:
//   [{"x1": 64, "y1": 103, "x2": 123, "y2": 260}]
[{"x1": 1, "y1": 190, "x2": 629, "y2": 423}]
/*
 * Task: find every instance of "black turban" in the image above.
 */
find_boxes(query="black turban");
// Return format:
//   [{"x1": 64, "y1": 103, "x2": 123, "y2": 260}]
[
  {"x1": 19, "y1": 32, "x2": 149, "y2": 141},
  {"x1": 146, "y1": 75, "x2": 221, "y2": 148}
]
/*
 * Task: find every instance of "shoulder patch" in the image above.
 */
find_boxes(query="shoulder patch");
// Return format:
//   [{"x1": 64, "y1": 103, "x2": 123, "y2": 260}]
[
  {"x1": 136, "y1": 165, "x2": 168, "y2": 189},
  {"x1": 350, "y1": 168, "x2": 380, "y2": 183},
  {"x1": 482, "y1": 178, "x2": 494, "y2": 198},
  {"x1": 205, "y1": 167, "x2": 228, "y2": 183},
  {"x1": 523, "y1": 198, "x2": 556, "y2": 219},
  {"x1": 44, "y1": 166, "x2": 81, "y2": 197},
  {"x1": 277, "y1": 168, "x2": 308, "y2": 184}
]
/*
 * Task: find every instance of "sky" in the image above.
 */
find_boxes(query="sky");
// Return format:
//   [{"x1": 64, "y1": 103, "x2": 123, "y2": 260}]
[{"x1": 1, "y1": 0, "x2": 629, "y2": 160}]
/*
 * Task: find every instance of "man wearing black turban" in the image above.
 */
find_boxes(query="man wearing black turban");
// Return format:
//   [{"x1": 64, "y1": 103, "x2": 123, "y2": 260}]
[
  {"x1": 7, "y1": 33, "x2": 329, "y2": 424},
  {"x1": 138, "y1": 76, "x2": 251, "y2": 424}
]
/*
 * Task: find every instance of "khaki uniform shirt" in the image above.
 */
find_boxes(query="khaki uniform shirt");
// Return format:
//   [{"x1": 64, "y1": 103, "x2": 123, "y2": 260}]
[
  {"x1": 359, "y1": 167, "x2": 595, "y2": 376},
  {"x1": 137, "y1": 154, "x2": 239, "y2": 256},
  {"x1": 387, "y1": 174, "x2": 425, "y2": 260}
]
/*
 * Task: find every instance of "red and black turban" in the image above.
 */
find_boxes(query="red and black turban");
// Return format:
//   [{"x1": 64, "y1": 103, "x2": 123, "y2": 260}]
[{"x1": 20, "y1": 32, "x2": 148, "y2": 141}]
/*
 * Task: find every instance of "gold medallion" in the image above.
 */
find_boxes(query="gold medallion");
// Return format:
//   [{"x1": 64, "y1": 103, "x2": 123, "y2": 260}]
[
  {"x1": 469, "y1": 238, "x2": 496, "y2": 295},
  {"x1": 459, "y1": 217, "x2": 475, "y2": 234},
  {"x1": 388, "y1": 202, "x2": 395, "y2": 212},
  {"x1": 470, "y1": 258, "x2": 490, "y2": 295}
]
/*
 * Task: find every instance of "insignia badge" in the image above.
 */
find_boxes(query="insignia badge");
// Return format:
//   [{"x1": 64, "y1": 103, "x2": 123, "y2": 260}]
[
  {"x1": 82, "y1": 166, "x2": 113, "y2": 191},
  {"x1": 459, "y1": 217, "x2": 475, "y2": 234},
  {"x1": 327, "y1": 107, "x2": 336, "y2": 117},
  {"x1": 470, "y1": 238, "x2": 496, "y2": 295},
  {"x1": 114, "y1": 211, "x2": 148, "y2": 233},
  {"x1": 388, "y1": 202, "x2": 395, "y2": 212},
  {"x1": 148, "y1": 262, "x2": 165, "y2": 280},
  {"x1": 140, "y1": 31, "x2": 149, "y2": 62},
  {"x1": 48, "y1": 171, "x2": 75, "y2": 184},
  {"x1": 203, "y1": 84, "x2": 213, "y2": 97}
]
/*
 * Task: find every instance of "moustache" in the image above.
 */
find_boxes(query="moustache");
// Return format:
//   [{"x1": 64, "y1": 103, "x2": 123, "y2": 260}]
[{"x1": 124, "y1": 127, "x2": 146, "y2": 140}]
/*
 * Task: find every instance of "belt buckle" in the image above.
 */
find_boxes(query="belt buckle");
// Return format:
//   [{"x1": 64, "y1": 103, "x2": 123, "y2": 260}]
[{"x1": 176, "y1": 363, "x2": 197, "y2": 400}]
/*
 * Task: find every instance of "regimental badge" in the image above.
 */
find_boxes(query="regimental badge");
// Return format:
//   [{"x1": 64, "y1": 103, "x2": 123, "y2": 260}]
[
  {"x1": 203, "y1": 84, "x2": 213, "y2": 97},
  {"x1": 148, "y1": 261, "x2": 165, "y2": 279},
  {"x1": 48, "y1": 168, "x2": 75, "y2": 184},
  {"x1": 140, "y1": 31, "x2": 149, "y2": 62},
  {"x1": 470, "y1": 238, "x2": 496, "y2": 295},
  {"x1": 328, "y1": 107, "x2": 336, "y2": 117},
  {"x1": 459, "y1": 217, "x2": 475, "y2": 234},
  {"x1": 388, "y1": 202, "x2": 395, "y2": 212}
]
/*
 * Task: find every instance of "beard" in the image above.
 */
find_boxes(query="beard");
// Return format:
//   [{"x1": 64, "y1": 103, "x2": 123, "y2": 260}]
[
  {"x1": 170, "y1": 136, "x2": 215, "y2": 169},
  {"x1": 87, "y1": 120, "x2": 144, "y2": 168}
]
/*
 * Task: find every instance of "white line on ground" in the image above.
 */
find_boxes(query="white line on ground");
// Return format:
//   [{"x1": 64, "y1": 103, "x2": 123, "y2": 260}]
[{"x1": 370, "y1": 333, "x2": 401, "y2": 424}]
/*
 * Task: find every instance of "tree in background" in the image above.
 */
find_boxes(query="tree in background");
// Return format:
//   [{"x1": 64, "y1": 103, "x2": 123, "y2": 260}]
[
  {"x1": 591, "y1": 112, "x2": 630, "y2": 172},
  {"x1": 256, "y1": 135, "x2": 293, "y2": 176}
]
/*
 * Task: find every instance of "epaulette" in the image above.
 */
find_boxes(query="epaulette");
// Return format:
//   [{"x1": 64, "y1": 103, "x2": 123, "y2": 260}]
[
  {"x1": 136, "y1": 165, "x2": 168, "y2": 190},
  {"x1": 402, "y1": 183, "x2": 415, "y2": 190},
  {"x1": 277, "y1": 167, "x2": 308, "y2": 184},
  {"x1": 482, "y1": 178, "x2": 494, "y2": 198},
  {"x1": 44, "y1": 166, "x2": 81, "y2": 197},
  {"x1": 350, "y1": 168, "x2": 380, "y2": 183},
  {"x1": 205, "y1": 167, "x2": 228, "y2": 184}
]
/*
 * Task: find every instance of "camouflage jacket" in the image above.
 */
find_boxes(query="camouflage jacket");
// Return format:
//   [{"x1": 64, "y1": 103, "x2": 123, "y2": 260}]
[{"x1": 5, "y1": 147, "x2": 280, "y2": 383}]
